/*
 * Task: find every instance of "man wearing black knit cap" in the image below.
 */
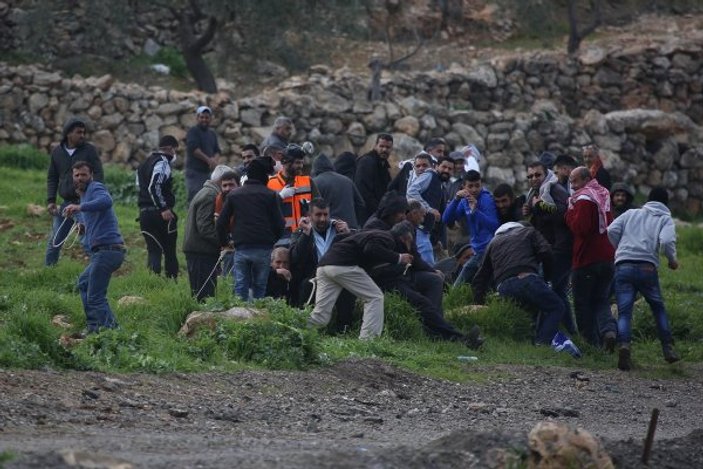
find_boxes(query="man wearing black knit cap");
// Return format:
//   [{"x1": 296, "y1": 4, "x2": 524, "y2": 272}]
[
  {"x1": 45, "y1": 117, "x2": 104, "y2": 266},
  {"x1": 218, "y1": 158, "x2": 285, "y2": 301},
  {"x1": 137, "y1": 135, "x2": 180, "y2": 278}
]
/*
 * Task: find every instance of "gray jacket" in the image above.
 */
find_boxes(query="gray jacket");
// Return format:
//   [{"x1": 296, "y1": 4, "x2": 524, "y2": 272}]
[{"x1": 607, "y1": 201, "x2": 677, "y2": 267}]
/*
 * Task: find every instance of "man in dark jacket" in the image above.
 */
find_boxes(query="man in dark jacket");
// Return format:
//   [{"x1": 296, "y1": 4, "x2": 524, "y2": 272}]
[
  {"x1": 493, "y1": 183, "x2": 524, "y2": 225},
  {"x1": 522, "y1": 160, "x2": 575, "y2": 333},
  {"x1": 185, "y1": 106, "x2": 221, "y2": 203},
  {"x1": 137, "y1": 135, "x2": 180, "y2": 278},
  {"x1": 183, "y1": 169, "x2": 238, "y2": 301},
  {"x1": 355, "y1": 133, "x2": 393, "y2": 224},
  {"x1": 333, "y1": 152, "x2": 358, "y2": 181},
  {"x1": 217, "y1": 158, "x2": 285, "y2": 301},
  {"x1": 307, "y1": 228, "x2": 411, "y2": 339},
  {"x1": 312, "y1": 154, "x2": 365, "y2": 229},
  {"x1": 45, "y1": 117, "x2": 104, "y2": 266},
  {"x1": 472, "y1": 222, "x2": 580, "y2": 357},
  {"x1": 611, "y1": 182, "x2": 637, "y2": 219}
]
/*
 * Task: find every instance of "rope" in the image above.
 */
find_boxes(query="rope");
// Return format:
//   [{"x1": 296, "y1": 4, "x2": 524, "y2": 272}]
[
  {"x1": 51, "y1": 216, "x2": 80, "y2": 248},
  {"x1": 194, "y1": 250, "x2": 227, "y2": 300},
  {"x1": 304, "y1": 277, "x2": 317, "y2": 306}
]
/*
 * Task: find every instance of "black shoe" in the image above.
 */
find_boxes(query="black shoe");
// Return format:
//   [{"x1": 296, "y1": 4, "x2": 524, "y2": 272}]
[
  {"x1": 617, "y1": 345, "x2": 631, "y2": 371},
  {"x1": 464, "y1": 325, "x2": 484, "y2": 350},
  {"x1": 603, "y1": 331, "x2": 616, "y2": 353},
  {"x1": 663, "y1": 344, "x2": 680, "y2": 364}
]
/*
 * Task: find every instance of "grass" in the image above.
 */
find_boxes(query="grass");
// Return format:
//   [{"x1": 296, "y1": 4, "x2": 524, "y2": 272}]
[{"x1": 1, "y1": 144, "x2": 702, "y2": 380}]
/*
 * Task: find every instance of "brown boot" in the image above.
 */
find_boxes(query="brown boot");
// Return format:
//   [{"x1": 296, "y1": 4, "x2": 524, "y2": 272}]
[
  {"x1": 617, "y1": 344, "x2": 631, "y2": 371},
  {"x1": 663, "y1": 343, "x2": 680, "y2": 364}
]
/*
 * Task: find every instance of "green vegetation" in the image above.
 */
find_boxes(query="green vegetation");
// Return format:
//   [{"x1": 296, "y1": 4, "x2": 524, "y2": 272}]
[{"x1": 1, "y1": 146, "x2": 702, "y2": 380}]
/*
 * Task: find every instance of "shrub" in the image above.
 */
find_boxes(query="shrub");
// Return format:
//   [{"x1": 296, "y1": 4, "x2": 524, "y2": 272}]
[
  {"x1": 0, "y1": 145, "x2": 47, "y2": 170},
  {"x1": 154, "y1": 46, "x2": 188, "y2": 78},
  {"x1": 104, "y1": 165, "x2": 138, "y2": 206},
  {"x1": 447, "y1": 295, "x2": 534, "y2": 342},
  {"x1": 382, "y1": 292, "x2": 427, "y2": 341}
]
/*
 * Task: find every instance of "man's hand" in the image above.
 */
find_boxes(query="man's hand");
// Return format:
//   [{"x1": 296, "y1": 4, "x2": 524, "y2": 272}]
[
  {"x1": 208, "y1": 155, "x2": 220, "y2": 170},
  {"x1": 333, "y1": 220, "x2": 349, "y2": 234},
  {"x1": 434, "y1": 269, "x2": 445, "y2": 281},
  {"x1": 298, "y1": 217, "x2": 312, "y2": 235},
  {"x1": 279, "y1": 186, "x2": 296, "y2": 199},
  {"x1": 455, "y1": 189, "x2": 469, "y2": 200},
  {"x1": 76, "y1": 223, "x2": 86, "y2": 235},
  {"x1": 399, "y1": 253, "x2": 413, "y2": 265},
  {"x1": 467, "y1": 194, "x2": 477, "y2": 211},
  {"x1": 668, "y1": 259, "x2": 679, "y2": 270},
  {"x1": 161, "y1": 209, "x2": 175, "y2": 221},
  {"x1": 47, "y1": 203, "x2": 58, "y2": 216},
  {"x1": 276, "y1": 268, "x2": 292, "y2": 282},
  {"x1": 521, "y1": 202, "x2": 531, "y2": 217},
  {"x1": 63, "y1": 204, "x2": 81, "y2": 217},
  {"x1": 430, "y1": 208, "x2": 441, "y2": 221}
]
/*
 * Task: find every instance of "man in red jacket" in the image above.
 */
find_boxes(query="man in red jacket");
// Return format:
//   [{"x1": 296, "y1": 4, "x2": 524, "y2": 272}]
[{"x1": 565, "y1": 166, "x2": 617, "y2": 350}]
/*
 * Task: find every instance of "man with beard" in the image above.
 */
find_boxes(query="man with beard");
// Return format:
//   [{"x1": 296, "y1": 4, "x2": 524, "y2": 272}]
[
  {"x1": 185, "y1": 106, "x2": 221, "y2": 203},
  {"x1": 493, "y1": 183, "x2": 525, "y2": 224},
  {"x1": 522, "y1": 160, "x2": 575, "y2": 333},
  {"x1": 554, "y1": 154, "x2": 578, "y2": 194},
  {"x1": 290, "y1": 198, "x2": 355, "y2": 332},
  {"x1": 45, "y1": 117, "x2": 104, "y2": 266},
  {"x1": 355, "y1": 133, "x2": 393, "y2": 224},
  {"x1": 183, "y1": 168, "x2": 239, "y2": 301},
  {"x1": 262, "y1": 116, "x2": 294, "y2": 150},
  {"x1": 63, "y1": 161, "x2": 124, "y2": 334},
  {"x1": 235, "y1": 143, "x2": 260, "y2": 185},
  {"x1": 137, "y1": 135, "x2": 180, "y2": 279}
]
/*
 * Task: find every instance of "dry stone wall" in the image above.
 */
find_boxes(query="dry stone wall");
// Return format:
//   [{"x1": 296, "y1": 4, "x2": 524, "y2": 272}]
[{"x1": 1, "y1": 35, "x2": 703, "y2": 214}]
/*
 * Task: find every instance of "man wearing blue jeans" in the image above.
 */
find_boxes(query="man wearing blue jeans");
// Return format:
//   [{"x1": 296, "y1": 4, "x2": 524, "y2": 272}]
[
  {"x1": 607, "y1": 187, "x2": 680, "y2": 370},
  {"x1": 63, "y1": 162, "x2": 124, "y2": 333},
  {"x1": 45, "y1": 118, "x2": 103, "y2": 266},
  {"x1": 473, "y1": 222, "x2": 580, "y2": 357},
  {"x1": 217, "y1": 158, "x2": 285, "y2": 301}
]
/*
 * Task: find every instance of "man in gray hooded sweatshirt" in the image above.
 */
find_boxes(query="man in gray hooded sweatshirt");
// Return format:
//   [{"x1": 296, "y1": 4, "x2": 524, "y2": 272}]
[{"x1": 607, "y1": 187, "x2": 680, "y2": 370}]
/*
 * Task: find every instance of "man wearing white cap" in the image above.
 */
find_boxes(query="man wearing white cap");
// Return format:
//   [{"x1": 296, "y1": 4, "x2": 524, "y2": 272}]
[{"x1": 186, "y1": 105, "x2": 221, "y2": 203}]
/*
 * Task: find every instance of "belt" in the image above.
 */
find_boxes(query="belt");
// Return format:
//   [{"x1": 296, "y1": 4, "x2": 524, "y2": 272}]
[
  {"x1": 92, "y1": 244, "x2": 126, "y2": 253},
  {"x1": 140, "y1": 207, "x2": 162, "y2": 212}
]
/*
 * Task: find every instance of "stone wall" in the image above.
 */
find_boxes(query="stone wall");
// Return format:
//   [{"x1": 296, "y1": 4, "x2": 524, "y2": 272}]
[{"x1": 1, "y1": 34, "x2": 703, "y2": 214}]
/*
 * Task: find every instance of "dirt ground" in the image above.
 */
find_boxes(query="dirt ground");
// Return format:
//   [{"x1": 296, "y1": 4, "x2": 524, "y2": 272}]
[{"x1": 1, "y1": 359, "x2": 702, "y2": 468}]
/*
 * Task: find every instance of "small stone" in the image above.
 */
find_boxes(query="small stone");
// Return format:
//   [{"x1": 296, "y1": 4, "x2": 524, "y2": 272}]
[
  {"x1": 169, "y1": 408, "x2": 189, "y2": 418},
  {"x1": 82, "y1": 389, "x2": 100, "y2": 400}
]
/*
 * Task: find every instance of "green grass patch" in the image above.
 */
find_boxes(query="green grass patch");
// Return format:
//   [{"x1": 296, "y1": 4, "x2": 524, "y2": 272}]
[{"x1": 1, "y1": 154, "x2": 702, "y2": 381}]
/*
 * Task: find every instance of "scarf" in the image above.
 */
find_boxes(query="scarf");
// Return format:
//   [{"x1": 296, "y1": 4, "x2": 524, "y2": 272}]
[
  {"x1": 313, "y1": 225, "x2": 336, "y2": 260},
  {"x1": 538, "y1": 169, "x2": 559, "y2": 208},
  {"x1": 569, "y1": 178, "x2": 611, "y2": 234}
]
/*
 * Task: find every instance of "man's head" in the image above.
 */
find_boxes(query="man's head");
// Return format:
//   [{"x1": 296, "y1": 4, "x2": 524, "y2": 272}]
[
  {"x1": 413, "y1": 152, "x2": 433, "y2": 176},
  {"x1": 493, "y1": 183, "x2": 515, "y2": 217},
  {"x1": 262, "y1": 143, "x2": 285, "y2": 163},
  {"x1": 449, "y1": 151, "x2": 465, "y2": 178},
  {"x1": 241, "y1": 144, "x2": 260, "y2": 167},
  {"x1": 436, "y1": 156, "x2": 454, "y2": 183},
  {"x1": 219, "y1": 171, "x2": 239, "y2": 196},
  {"x1": 554, "y1": 154, "x2": 577, "y2": 182},
  {"x1": 272, "y1": 117, "x2": 294, "y2": 141},
  {"x1": 270, "y1": 247, "x2": 290, "y2": 271},
  {"x1": 159, "y1": 135, "x2": 180, "y2": 161},
  {"x1": 611, "y1": 189, "x2": 628, "y2": 208},
  {"x1": 424, "y1": 138, "x2": 446, "y2": 159},
  {"x1": 374, "y1": 133, "x2": 393, "y2": 160},
  {"x1": 405, "y1": 199, "x2": 426, "y2": 227},
  {"x1": 569, "y1": 166, "x2": 591, "y2": 192},
  {"x1": 377, "y1": 191, "x2": 408, "y2": 225},
  {"x1": 648, "y1": 187, "x2": 669, "y2": 206},
  {"x1": 309, "y1": 198, "x2": 331, "y2": 232},
  {"x1": 453, "y1": 243, "x2": 474, "y2": 266},
  {"x1": 390, "y1": 220, "x2": 415, "y2": 251},
  {"x1": 582, "y1": 144, "x2": 600, "y2": 168},
  {"x1": 526, "y1": 161, "x2": 548, "y2": 189},
  {"x1": 196, "y1": 106, "x2": 212, "y2": 129},
  {"x1": 71, "y1": 161, "x2": 93, "y2": 193},
  {"x1": 462, "y1": 170, "x2": 483, "y2": 198},
  {"x1": 281, "y1": 144, "x2": 306, "y2": 176},
  {"x1": 63, "y1": 118, "x2": 87, "y2": 149},
  {"x1": 246, "y1": 158, "x2": 272, "y2": 184}
]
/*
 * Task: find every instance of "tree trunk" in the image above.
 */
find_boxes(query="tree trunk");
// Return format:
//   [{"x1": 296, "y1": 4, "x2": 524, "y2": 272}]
[{"x1": 183, "y1": 48, "x2": 218, "y2": 93}]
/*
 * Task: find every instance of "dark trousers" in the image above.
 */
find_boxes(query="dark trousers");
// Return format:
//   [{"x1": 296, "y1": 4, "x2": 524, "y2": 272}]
[
  {"x1": 572, "y1": 261, "x2": 616, "y2": 346},
  {"x1": 139, "y1": 209, "x2": 179, "y2": 278},
  {"x1": 552, "y1": 251, "x2": 576, "y2": 334},
  {"x1": 380, "y1": 271, "x2": 466, "y2": 342},
  {"x1": 497, "y1": 274, "x2": 563, "y2": 344},
  {"x1": 185, "y1": 252, "x2": 220, "y2": 301}
]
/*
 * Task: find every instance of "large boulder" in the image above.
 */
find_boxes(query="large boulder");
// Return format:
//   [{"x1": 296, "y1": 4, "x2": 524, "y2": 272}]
[
  {"x1": 528, "y1": 421, "x2": 613, "y2": 469},
  {"x1": 605, "y1": 110, "x2": 696, "y2": 139},
  {"x1": 179, "y1": 307, "x2": 267, "y2": 337}
]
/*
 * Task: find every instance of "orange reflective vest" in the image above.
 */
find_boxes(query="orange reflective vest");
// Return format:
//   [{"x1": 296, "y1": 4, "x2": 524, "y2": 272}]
[{"x1": 267, "y1": 172, "x2": 312, "y2": 232}]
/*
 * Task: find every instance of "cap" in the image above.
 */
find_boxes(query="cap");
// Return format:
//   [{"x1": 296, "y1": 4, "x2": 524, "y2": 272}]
[{"x1": 196, "y1": 105, "x2": 212, "y2": 115}]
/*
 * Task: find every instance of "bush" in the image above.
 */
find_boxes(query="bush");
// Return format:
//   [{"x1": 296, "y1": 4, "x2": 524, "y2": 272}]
[
  {"x1": 154, "y1": 47, "x2": 188, "y2": 78},
  {"x1": 382, "y1": 292, "x2": 426, "y2": 341},
  {"x1": 447, "y1": 295, "x2": 534, "y2": 342},
  {"x1": 0, "y1": 145, "x2": 47, "y2": 170},
  {"x1": 678, "y1": 227, "x2": 703, "y2": 256},
  {"x1": 104, "y1": 165, "x2": 138, "y2": 206}
]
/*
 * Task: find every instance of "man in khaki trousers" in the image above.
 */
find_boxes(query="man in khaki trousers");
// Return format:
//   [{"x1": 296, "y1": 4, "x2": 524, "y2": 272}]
[{"x1": 308, "y1": 229, "x2": 412, "y2": 339}]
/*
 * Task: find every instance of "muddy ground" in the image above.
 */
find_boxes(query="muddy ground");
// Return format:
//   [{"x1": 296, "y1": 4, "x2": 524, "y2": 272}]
[{"x1": 1, "y1": 359, "x2": 702, "y2": 468}]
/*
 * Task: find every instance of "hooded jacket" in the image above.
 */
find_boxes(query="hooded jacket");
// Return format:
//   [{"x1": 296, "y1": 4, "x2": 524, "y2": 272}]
[
  {"x1": 442, "y1": 187, "x2": 500, "y2": 254},
  {"x1": 610, "y1": 182, "x2": 637, "y2": 219},
  {"x1": 334, "y1": 152, "x2": 357, "y2": 181},
  {"x1": 183, "y1": 180, "x2": 220, "y2": 255},
  {"x1": 312, "y1": 154, "x2": 365, "y2": 229},
  {"x1": 47, "y1": 118, "x2": 103, "y2": 204},
  {"x1": 607, "y1": 201, "x2": 677, "y2": 268}
]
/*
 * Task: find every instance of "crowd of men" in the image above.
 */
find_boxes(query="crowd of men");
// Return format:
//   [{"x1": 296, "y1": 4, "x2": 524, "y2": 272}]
[{"x1": 45, "y1": 108, "x2": 682, "y2": 370}]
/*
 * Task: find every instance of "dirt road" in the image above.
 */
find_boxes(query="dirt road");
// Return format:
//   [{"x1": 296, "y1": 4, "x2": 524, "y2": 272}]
[{"x1": 1, "y1": 360, "x2": 702, "y2": 468}]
